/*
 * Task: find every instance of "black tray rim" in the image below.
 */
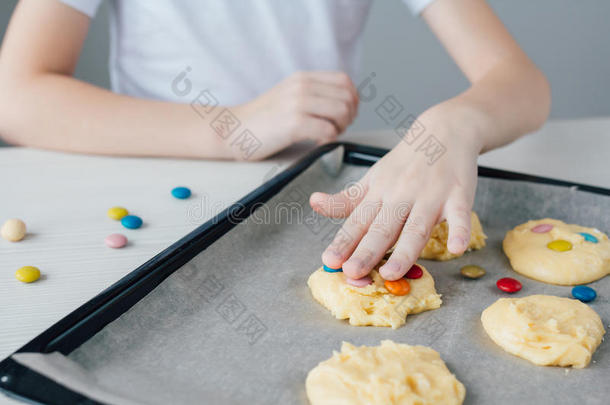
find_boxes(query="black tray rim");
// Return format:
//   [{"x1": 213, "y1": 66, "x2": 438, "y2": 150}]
[{"x1": 1, "y1": 141, "x2": 609, "y2": 405}]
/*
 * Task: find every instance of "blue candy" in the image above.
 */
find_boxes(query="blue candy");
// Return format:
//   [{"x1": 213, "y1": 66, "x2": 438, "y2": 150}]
[
  {"x1": 571, "y1": 286, "x2": 597, "y2": 302},
  {"x1": 171, "y1": 186, "x2": 192, "y2": 199},
  {"x1": 578, "y1": 232, "x2": 598, "y2": 243},
  {"x1": 121, "y1": 215, "x2": 143, "y2": 229},
  {"x1": 323, "y1": 264, "x2": 343, "y2": 273}
]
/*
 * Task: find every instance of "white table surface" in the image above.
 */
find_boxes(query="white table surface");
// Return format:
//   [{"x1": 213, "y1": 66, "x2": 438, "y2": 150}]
[{"x1": 1, "y1": 117, "x2": 609, "y2": 404}]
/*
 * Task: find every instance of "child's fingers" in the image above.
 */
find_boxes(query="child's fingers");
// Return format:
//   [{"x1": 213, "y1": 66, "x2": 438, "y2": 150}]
[
  {"x1": 303, "y1": 71, "x2": 359, "y2": 105},
  {"x1": 342, "y1": 200, "x2": 409, "y2": 280},
  {"x1": 293, "y1": 116, "x2": 338, "y2": 144},
  {"x1": 445, "y1": 199, "x2": 472, "y2": 254},
  {"x1": 306, "y1": 82, "x2": 358, "y2": 121},
  {"x1": 301, "y1": 96, "x2": 353, "y2": 133},
  {"x1": 309, "y1": 180, "x2": 368, "y2": 218},
  {"x1": 380, "y1": 202, "x2": 440, "y2": 280},
  {"x1": 321, "y1": 196, "x2": 380, "y2": 270}
]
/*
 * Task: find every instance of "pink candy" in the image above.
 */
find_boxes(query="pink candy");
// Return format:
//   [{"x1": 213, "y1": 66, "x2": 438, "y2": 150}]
[
  {"x1": 105, "y1": 233, "x2": 128, "y2": 249},
  {"x1": 346, "y1": 275, "x2": 373, "y2": 287},
  {"x1": 531, "y1": 224, "x2": 553, "y2": 233}
]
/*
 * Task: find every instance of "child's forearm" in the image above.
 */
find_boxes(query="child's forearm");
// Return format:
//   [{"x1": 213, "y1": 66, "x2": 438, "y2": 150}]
[
  {"x1": 420, "y1": 0, "x2": 551, "y2": 155},
  {"x1": 427, "y1": 54, "x2": 551, "y2": 154},
  {"x1": 0, "y1": 73, "x2": 232, "y2": 159}
]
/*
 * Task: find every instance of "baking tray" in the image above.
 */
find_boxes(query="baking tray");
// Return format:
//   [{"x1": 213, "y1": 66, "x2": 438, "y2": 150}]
[{"x1": 0, "y1": 142, "x2": 609, "y2": 405}]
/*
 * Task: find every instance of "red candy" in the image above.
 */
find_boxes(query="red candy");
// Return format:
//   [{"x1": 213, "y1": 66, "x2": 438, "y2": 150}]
[
  {"x1": 496, "y1": 277, "x2": 522, "y2": 293},
  {"x1": 405, "y1": 264, "x2": 423, "y2": 279}
]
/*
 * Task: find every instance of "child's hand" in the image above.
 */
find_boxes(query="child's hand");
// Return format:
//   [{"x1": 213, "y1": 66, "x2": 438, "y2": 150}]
[
  {"x1": 310, "y1": 105, "x2": 482, "y2": 281},
  {"x1": 231, "y1": 71, "x2": 359, "y2": 160}
]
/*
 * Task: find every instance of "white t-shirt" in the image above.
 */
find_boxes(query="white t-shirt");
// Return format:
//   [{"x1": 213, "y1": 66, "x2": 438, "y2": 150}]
[{"x1": 61, "y1": 0, "x2": 434, "y2": 106}]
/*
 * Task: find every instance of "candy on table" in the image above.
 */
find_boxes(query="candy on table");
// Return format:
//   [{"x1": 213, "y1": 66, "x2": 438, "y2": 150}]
[
  {"x1": 15, "y1": 266, "x2": 41, "y2": 283},
  {"x1": 460, "y1": 264, "x2": 486, "y2": 279},
  {"x1": 1, "y1": 218, "x2": 26, "y2": 242},
  {"x1": 496, "y1": 277, "x2": 522, "y2": 293},
  {"x1": 578, "y1": 232, "x2": 599, "y2": 243},
  {"x1": 107, "y1": 206, "x2": 129, "y2": 221},
  {"x1": 384, "y1": 278, "x2": 411, "y2": 296},
  {"x1": 404, "y1": 264, "x2": 423, "y2": 279},
  {"x1": 547, "y1": 239, "x2": 572, "y2": 252},
  {"x1": 323, "y1": 264, "x2": 342, "y2": 273},
  {"x1": 171, "y1": 186, "x2": 192, "y2": 199},
  {"x1": 105, "y1": 233, "x2": 128, "y2": 249},
  {"x1": 572, "y1": 286, "x2": 597, "y2": 302},
  {"x1": 121, "y1": 215, "x2": 143, "y2": 229},
  {"x1": 346, "y1": 276, "x2": 373, "y2": 287},
  {"x1": 531, "y1": 223, "x2": 553, "y2": 233}
]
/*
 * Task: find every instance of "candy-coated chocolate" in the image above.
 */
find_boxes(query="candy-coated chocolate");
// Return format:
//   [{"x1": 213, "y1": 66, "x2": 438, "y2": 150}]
[
  {"x1": 496, "y1": 277, "x2": 522, "y2": 293},
  {"x1": 460, "y1": 265, "x2": 486, "y2": 279},
  {"x1": 384, "y1": 278, "x2": 411, "y2": 296},
  {"x1": 121, "y1": 215, "x2": 143, "y2": 229},
  {"x1": 323, "y1": 264, "x2": 342, "y2": 273},
  {"x1": 346, "y1": 276, "x2": 373, "y2": 287},
  {"x1": 547, "y1": 239, "x2": 572, "y2": 252},
  {"x1": 572, "y1": 286, "x2": 597, "y2": 302},
  {"x1": 1, "y1": 218, "x2": 26, "y2": 242},
  {"x1": 171, "y1": 186, "x2": 192, "y2": 199},
  {"x1": 105, "y1": 233, "x2": 128, "y2": 249},
  {"x1": 531, "y1": 223, "x2": 553, "y2": 233},
  {"x1": 578, "y1": 232, "x2": 598, "y2": 243},
  {"x1": 405, "y1": 264, "x2": 423, "y2": 279},
  {"x1": 15, "y1": 266, "x2": 41, "y2": 283},
  {"x1": 107, "y1": 206, "x2": 129, "y2": 221}
]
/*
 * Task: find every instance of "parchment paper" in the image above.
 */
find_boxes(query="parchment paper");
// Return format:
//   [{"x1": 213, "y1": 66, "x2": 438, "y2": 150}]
[{"x1": 13, "y1": 154, "x2": 610, "y2": 405}]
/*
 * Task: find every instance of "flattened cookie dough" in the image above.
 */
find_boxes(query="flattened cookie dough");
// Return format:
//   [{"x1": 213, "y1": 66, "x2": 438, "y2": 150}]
[
  {"x1": 387, "y1": 212, "x2": 486, "y2": 261},
  {"x1": 307, "y1": 264, "x2": 441, "y2": 329},
  {"x1": 306, "y1": 340, "x2": 466, "y2": 405},
  {"x1": 481, "y1": 295, "x2": 605, "y2": 368},
  {"x1": 503, "y1": 218, "x2": 610, "y2": 285}
]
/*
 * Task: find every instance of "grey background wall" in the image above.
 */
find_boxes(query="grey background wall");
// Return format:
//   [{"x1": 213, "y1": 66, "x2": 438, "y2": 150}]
[{"x1": 1, "y1": 0, "x2": 609, "y2": 144}]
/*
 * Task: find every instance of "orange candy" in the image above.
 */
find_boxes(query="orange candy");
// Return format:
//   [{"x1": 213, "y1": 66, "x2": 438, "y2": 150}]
[{"x1": 384, "y1": 278, "x2": 411, "y2": 296}]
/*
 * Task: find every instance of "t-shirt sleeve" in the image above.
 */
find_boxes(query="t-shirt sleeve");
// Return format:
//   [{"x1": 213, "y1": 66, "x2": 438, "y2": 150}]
[
  {"x1": 402, "y1": 0, "x2": 436, "y2": 15},
  {"x1": 59, "y1": 0, "x2": 103, "y2": 17}
]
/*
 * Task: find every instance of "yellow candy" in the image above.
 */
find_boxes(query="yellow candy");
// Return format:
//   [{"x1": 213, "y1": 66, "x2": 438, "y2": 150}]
[
  {"x1": 15, "y1": 266, "x2": 41, "y2": 283},
  {"x1": 547, "y1": 239, "x2": 572, "y2": 252},
  {"x1": 107, "y1": 206, "x2": 129, "y2": 221}
]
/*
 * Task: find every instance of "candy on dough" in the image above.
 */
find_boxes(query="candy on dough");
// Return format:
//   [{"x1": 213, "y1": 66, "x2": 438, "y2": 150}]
[
  {"x1": 481, "y1": 295, "x2": 605, "y2": 368},
  {"x1": 503, "y1": 218, "x2": 610, "y2": 285},
  {"x1": 386, "y1": 212, "x2": 486, "y2": 261},
  {"x1": 306, "y1": 340, "x2": 466, "y2": 405},
  {"x1": 307, "y1": 263, "x2": 441, "y2": 329}
]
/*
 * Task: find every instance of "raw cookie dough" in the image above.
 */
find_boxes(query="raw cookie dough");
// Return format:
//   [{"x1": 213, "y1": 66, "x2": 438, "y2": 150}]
[
  {"x1": 306, "y1": 340, "x2": 466, "y2": 405},
  {"x1": 481, "y1": 295, "x2": 605, "y2": 368},
  {"x1": 307, "y1": 263, "x2": 441, "y2": 329},
  {"x1": 503, "y1": 218, "x2": 610, "y2": 285},
  {"x1": 386, "y1": 212, "x2": 486, "y2": 261}
]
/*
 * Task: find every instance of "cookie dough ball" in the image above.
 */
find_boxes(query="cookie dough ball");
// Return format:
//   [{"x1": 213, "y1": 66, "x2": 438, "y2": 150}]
[
  {"x1": 1, "y1": 218, "x2": 27, "y2": 242},
  {"x1": 503, "y1": 219, "x2": 610, "y2": 285},
  {"x1": 481, "y1": 295, "x2": 605, "y2": 368},
  {"x1": 306, "y1": 340, "x2": 466, "y2": 405},
  {"x1": 307, "y1": 263, "x2": 441, "y2": 329},
  {"x1": 387, "y1": 212, "x2": 486, "y2": 261}
]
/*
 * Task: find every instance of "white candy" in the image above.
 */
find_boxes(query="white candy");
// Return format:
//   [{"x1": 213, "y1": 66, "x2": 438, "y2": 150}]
[{"x1": 1, "y1": 218, "x2": 27, "y2": 242}]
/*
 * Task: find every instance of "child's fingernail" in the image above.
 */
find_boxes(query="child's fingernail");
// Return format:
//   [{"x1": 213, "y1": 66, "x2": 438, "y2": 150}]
[
  {"x1": 323, "y1": 248, "x2": 344, "y2": 264},
  {"x1": 380, "y1": 261, "x2": 401, "y2": 280},
  {"x1": 449, "y1": 237, "x2": 466, "y2": 252}
]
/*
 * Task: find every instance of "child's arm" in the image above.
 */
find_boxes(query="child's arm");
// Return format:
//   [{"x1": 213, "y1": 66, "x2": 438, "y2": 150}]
[
  {"x1": 0, "y1": 0, "x2": 358, "y2": 160},
  {"x1": 312, "y1": 0, "x2": 550, "y2": 280}
]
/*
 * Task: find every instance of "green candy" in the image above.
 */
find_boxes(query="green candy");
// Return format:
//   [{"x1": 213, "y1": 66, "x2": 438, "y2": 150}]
[{"x1": 460, "y1": 265, "x2": 486, "y2": 279}]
